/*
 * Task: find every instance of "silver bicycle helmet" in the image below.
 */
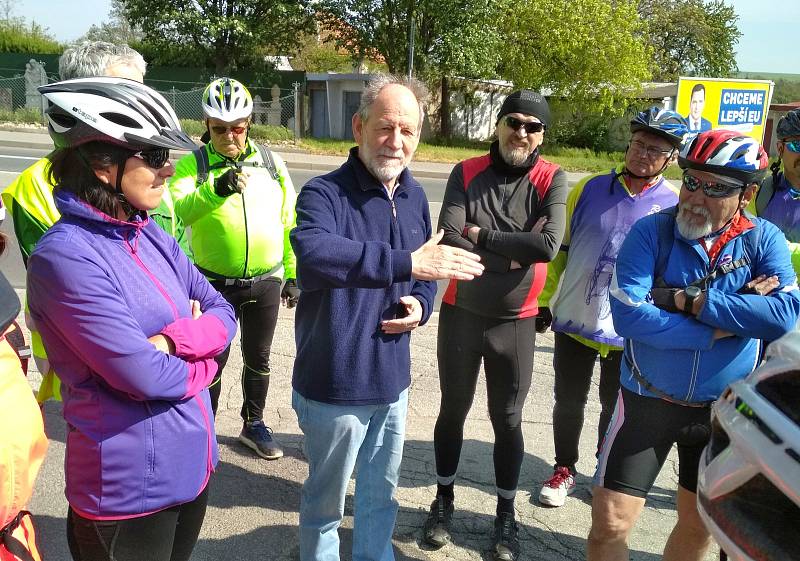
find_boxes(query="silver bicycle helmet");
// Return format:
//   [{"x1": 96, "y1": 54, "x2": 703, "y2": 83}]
[
  {"x1": 38, "y1": 77, "x2": 196, "y2": 151},
  {"x1": 202, "y1": 77, "x2": 253, "y2": 122},
  {"x1": 697, "y1": 326, "x2": 800, "y2": 561}
]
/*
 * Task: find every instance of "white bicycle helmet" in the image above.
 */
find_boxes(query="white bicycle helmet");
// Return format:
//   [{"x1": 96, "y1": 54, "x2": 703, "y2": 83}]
[
  {"x1": 697, "y1": 326, "x2": 800, "y2": 561},
  {"x1": 38, "y1": 77, "x2": 196, "y2": 151},
  {"x1": 202, "y1": 77, "x2": 253, "y2": 121}
]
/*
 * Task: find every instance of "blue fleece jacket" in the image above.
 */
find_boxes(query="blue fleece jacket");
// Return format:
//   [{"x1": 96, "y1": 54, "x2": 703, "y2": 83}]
[{"x1": 290, "y1": 148, "x2": 436, "y2": 405}]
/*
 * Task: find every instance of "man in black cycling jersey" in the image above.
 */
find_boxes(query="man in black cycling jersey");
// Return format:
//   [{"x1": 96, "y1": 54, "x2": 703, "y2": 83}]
[{"x1": 422, "y1": 90, "x2": 568, "y2": 561}]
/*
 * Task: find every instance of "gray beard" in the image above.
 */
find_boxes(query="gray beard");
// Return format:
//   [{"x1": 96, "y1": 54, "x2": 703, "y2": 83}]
[
  {"x1": 366, "y1": 160, "x2": 405, "y2": 185},
  {"x1": 676, "y1": 205, "x2": 713, "y2": 239},
  {"x1": 500, "y1": 142, "x2": 533, "y2": 166}
]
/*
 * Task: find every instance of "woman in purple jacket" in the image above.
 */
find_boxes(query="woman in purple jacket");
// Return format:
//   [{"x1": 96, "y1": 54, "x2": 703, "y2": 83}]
[{"x1": 26, "y1": 78, "x2": 237, "y2": 561}]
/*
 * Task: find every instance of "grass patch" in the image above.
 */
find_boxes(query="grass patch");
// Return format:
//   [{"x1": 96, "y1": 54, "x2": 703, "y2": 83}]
[{"x1": 0, "y1": 107, "x2": 45, "y2": 125}]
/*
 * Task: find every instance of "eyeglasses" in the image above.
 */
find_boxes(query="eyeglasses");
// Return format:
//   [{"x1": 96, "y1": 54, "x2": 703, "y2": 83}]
[
  {"x1": 782, "y1": 140, "x2": 800, "y2": 153},
  {"x1": 211, "y1": 125, "x2": 247, "y2": 135},
  {"x1": 682, "y1": 172, "x2": 745, "y2": 198},
  {"x1": 629, "y1": 140, "x2": 674, "y2": 160},
  {"x1": 131, "y1": 148, "x2": 170, "y2": 169},
  {"x1": 504, "y1": 116, "x2": 544, "y2": 134}
]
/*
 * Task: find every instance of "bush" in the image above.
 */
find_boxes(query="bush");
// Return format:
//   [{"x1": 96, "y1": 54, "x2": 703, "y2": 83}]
[
  {"x1": 0, "y1": 19, "x2": 62, "y2": 54},
  {"x1": 0, "y1": 107, "x2": 45, "y2": 124}
]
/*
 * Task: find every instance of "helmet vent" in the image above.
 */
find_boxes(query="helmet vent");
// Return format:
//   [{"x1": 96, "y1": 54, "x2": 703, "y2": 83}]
[
  {"x1": 756, "y1": 370, "x2": 800, "y2": 425},
  {"x1": 49, "y1": 112, "x2": 76, "y2": 128},
  {"x1": 101, "y1": 112, "x2": 142, "y2": 129},
  {"x1": 139, "y1": 99, "x2": 169, "y2": 128}
]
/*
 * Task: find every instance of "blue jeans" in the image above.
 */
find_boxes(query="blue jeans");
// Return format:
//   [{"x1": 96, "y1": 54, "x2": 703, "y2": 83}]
[{"x1": 292, "y1": 388, "x2": 408, "y2": 561}]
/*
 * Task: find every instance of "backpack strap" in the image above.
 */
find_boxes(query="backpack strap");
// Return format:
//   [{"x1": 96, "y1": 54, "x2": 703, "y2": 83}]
[
  {"x1": 654, "y1": 207, "x2": 678, "y2": 283},
  {"x1": 755, "y1": 175, "x2": 776, "y2": 216},
  {"x1": 193, "y1": 146, "x2": 210, "y2": 186},
  {"x1": 256, "y1": 144, "x2": 279, "y2": 181}
]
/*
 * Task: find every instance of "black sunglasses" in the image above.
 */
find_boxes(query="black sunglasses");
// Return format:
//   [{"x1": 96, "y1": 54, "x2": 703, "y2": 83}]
[
  {"x1": 682, "y1": 172, "x2": 744, "y2": 198},
  {"x1": 504, "y1": 116, "x2": 545, "y2": 134},
  {"x1": 132, "y1": 148, "x2": 171, "y2": 169}
]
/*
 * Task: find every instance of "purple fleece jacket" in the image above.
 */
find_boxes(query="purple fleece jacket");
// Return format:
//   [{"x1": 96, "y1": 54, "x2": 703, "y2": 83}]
[{"x1": 27, "y1": 190, "x2": 236, "y2": 519}]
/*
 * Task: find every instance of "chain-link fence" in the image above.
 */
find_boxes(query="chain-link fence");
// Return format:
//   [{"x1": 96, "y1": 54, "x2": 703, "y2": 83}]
[
  {"x1": 155, "y1": 85, "x2": 297, "y2": 137},
  {"x1": 0, "y1": 74, "x2": 24, "y2": 113},
  {"x1": 0, "y1": 66, "x2": 300, "y2": 139}
]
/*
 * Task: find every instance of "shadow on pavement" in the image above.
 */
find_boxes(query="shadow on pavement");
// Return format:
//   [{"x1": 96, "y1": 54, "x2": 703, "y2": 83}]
[{"x1": 395, "y1": 505, "x2": 664, "y2": 561}]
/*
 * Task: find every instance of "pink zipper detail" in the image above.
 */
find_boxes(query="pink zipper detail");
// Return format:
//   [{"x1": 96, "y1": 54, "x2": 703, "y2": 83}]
[{"x1": 124, "y1": 230, "x2": 180, "y2": 320}]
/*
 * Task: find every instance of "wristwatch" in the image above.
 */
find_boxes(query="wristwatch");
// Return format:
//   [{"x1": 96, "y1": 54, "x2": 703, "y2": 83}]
[{"x1": 683, "y1": 285, "x2": 702, "y2": 314}]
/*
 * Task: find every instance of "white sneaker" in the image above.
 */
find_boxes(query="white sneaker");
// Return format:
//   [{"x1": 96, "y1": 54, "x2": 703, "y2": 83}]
[{"x1": 538, "y1": 466, "x2": 576, "y2": 507}]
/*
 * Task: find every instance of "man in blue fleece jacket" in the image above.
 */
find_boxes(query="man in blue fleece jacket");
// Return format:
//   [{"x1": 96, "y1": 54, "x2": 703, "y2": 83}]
[{"x1": 290, "y1": 74, "x2": 484, "y2": 561}]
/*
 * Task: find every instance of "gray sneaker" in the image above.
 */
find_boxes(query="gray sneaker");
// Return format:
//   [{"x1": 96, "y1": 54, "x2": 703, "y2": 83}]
[
  {"x1": 422, "y1": 495, "x2": 454, "y2": 548},
  {"x1": 239, "y1": 420, "x2": 283, "y2": 459}
]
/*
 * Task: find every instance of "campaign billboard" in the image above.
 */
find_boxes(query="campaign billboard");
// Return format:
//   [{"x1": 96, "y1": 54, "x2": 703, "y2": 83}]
[{"x1": 675, "y1": 77, "x2": 774, "y2": 142}]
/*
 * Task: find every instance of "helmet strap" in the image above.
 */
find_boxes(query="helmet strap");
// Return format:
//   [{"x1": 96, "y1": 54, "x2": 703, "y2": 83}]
[{"x1": 112, "y1": 154, "x2": 139, "y2": 220}]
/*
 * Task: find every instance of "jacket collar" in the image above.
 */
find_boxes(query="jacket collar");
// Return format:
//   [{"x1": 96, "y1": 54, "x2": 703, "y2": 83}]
[
  {"x1": 54, "y1": 190, "x2": 149, "y2": 241},
  {"x1": 207, "y1": 138, "x2": 256, "y2": 163}
]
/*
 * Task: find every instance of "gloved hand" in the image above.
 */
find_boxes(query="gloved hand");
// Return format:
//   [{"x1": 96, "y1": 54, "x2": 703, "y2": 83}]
[
  {"x1": 535, "y1": 307, "x2": 552, "y2": 333},
  {"x1": 649, "y1": 287, "x2": 681, "y2": 313},
  {"x1": 214, "y1": 167, "x2": 241, "y2": 197},
  {"x1": 281, "y1": 278, "x2": 300, "y2": 308}
]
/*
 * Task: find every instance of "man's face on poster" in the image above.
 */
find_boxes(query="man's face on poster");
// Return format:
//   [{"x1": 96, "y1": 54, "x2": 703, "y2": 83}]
[{"x1": 690, "y1": 89, "x2": 705, "y2": 120}]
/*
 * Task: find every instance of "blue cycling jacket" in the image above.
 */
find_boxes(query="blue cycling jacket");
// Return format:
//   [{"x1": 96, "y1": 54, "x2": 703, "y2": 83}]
[{"x1": 610, "y1": 208, "x2": 800, "y2": 403}]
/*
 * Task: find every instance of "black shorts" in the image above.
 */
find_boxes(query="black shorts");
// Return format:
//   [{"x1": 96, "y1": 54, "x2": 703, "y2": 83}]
[{"x1": 594, "y1": 387, "x2": 711, "y2": 498}]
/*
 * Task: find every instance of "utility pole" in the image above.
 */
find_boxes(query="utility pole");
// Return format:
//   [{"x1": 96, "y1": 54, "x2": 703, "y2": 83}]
[{"x1": 407, "y1": 9, "x2": 415, "y2": 79}]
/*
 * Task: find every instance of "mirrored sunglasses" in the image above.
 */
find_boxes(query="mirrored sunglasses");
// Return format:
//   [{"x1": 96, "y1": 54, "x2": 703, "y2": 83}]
[
  {"x1": 682, "y1": 172, "x2": 744, "y2": 198},
  {"x1": 783, "y1": 140, "x2": 800, "y2": 154},
  {"x1": 132, "y1": 148, "x2": 171, "y2": 169},
  {"x1": 211, "y1": 125, "x2": 247, "y2": 135},
  {"x1": 504, "y1": 116, "x2": 544, "y2": 134}
]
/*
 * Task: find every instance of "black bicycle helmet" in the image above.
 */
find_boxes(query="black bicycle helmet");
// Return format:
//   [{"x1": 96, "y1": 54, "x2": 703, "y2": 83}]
[{"x1": 776, "y1": 108, "x2": 800, "y2": 140}]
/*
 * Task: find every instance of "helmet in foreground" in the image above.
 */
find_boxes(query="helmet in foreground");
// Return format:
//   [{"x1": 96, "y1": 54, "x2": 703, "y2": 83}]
[
  {"x1": 202, "y1": 77, "x2": 253, "y2": 122},
  {"x1": 776, "y1": 108, "x2": 800, "y2": 140},
  {"x1": 678, "y1": 129, "x2": 769, "y2": 185},
  {"x1": 38, "y1": 77, "x2": 196, "y2": 152},
  {"x1": 697, "y1": 327, "x2": 800, "y2": 561},
  {"x1": 630, "y1": 107, "x2": 688, "y2": 148}
]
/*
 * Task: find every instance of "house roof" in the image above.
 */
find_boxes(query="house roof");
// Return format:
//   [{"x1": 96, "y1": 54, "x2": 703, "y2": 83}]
[{"x1": 770, "y1": 101, "x2": 800, "y2": 111}]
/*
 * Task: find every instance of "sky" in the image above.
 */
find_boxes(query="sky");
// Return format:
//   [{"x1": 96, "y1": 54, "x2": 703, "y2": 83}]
[{"x1": 12, "y1": 0, "x2": 800, "y2": 75}]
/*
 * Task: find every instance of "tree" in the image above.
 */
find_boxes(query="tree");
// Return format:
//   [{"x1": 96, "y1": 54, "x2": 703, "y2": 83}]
[
  {"x1": 318, "y1": 0, "x2": 506, "y2": 78},
  {"x1": 318, "y1": 0, "x2": 508, "y2": 136},
  {"x1": 638, "y1": 0, "x2": 741, "y2": 81},
  {"x1": 498, "y1": 0, "x2": 651, "y2": 114},
  {"x1": 120, "y1": 0, "x2": 315, "y2": 74},
  {"x1": 80, "y1": 0, "x2": 142, "y2": 45}
]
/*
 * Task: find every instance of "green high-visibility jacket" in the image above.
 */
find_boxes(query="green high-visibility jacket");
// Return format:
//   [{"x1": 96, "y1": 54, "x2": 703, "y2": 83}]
[{"x1": 169, "y1": 140, "x2": 297, "y2": 281}]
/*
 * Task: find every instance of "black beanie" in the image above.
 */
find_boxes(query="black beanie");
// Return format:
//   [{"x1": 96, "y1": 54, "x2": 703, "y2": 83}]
[{"x1": 497, "y1": 89, "x2": 550, "y2": 128}]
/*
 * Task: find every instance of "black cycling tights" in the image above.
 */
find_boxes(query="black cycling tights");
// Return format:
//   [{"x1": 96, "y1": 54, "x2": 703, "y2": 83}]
[
  {"x1": 433, "y1": 303, "x2": 536, "y2": 495},
  {"x1": 209, "y1": 278, "x2": 281, "y2": 422},
  {"x1": 66, "y1": 482, "x2": 209, "y2": 561}
]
